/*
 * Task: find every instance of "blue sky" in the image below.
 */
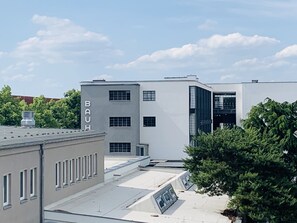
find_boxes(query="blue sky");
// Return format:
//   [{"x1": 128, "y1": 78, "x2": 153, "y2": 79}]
[{"x1": 1, "y1": 0, "x2": 297, "y2": 97}]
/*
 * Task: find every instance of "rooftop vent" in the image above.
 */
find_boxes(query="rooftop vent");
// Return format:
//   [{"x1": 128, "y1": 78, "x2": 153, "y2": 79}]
[
  {"x1": 252, "y1": 80, "x2": 258, "y2": 83},
  {"x1": 21, "y1": 111, "x2": 35, "y2": 128}
]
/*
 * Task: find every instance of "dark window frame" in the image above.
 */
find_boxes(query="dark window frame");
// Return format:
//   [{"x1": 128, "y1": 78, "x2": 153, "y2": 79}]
[
  {"x1": 110, "y1": 143, "x2": 131, "y2": 153},
  {"x1": 109, "y1": 117, "x2": 131, "y2": 127},
  {"x1": 109, "y1": 90, "x2": 131, "y2": 101},
  {"x1": 143, "y1": 116, "x2": 156, "y2": 127},
  {"x1": 143, "y1": 90, "x2": 156, "y2": 101}
]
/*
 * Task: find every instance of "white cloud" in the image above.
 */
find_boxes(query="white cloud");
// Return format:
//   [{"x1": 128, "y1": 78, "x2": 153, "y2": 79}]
[
  {"x1": 275, "y1": 45, "x2": 297, "y2": 59},
  {"x1": 3, "y1": 73, "x2": 35, "y2": 81},
  {"x1": 220, "y1": 74, "x2": 235, "y2": 81},
  {"x1": 199, "y1": 33, "x2": 278, "y2": 49},
  {"x1": 233, "y1": 58, "x2": 260, "y2": 67},
  {"x1": 1, "y1": 62, "x2": 37, "y2": 81},
  {"x1": 92, "y1": 74, "x2": 113, "y2": 81},
  {"x1": 110, "y1": 33, "x2": 278, "y2": 69},
  {"x1": 12, "y1": 15, "x2": 118, "y2": 63},
  {"x1": 198, "y1": 19, "x2": 217, "y2": 30}
]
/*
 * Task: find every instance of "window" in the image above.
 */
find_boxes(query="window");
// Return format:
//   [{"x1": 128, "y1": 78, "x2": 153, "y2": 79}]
[
  {"x1": 143, "y1": 91, "x2": 156, "y2": 101},
  {"x1": 20, "y1": 170, "x2": 27, "y2": 201},
  {"x1": 76, "y1": 157, "x2": 81, "y2": 181},
  {"x1": 109, "y1": 90, "x2": 130, "y2": 101},
  {"x1": 93, "y1": 153, "x2": 98, "y2": 176},
  {"x1": 143, "y1": 116, "x2": 156, "y2": 127},
  {"x1": 63, "y1": 160, "x2": 68, "y2": 186},
  {"x1": 109, "y1": 117, "x2": 131, "y2": 127},
  {"x1": 82, "y1": 156, "x2": 87, "y2": 179},
  {"x1": 30, "y1": 168, "x2": 37, "y2": 198},
  {"x1": 3, "y1": 174, "x2": 11, "y2": 207},
  {"x1": 70, "y1": 159, "x2": 75, "y2": 184},
  {"x1": 110, "y1": 143, "x2": 131, "y2": 153},
  {"x1": 55, "y1": 162, "x2": 61, "y2": 188},
  {"x1": 88, "y1": 155, "x2": 92, "y2": 178}
]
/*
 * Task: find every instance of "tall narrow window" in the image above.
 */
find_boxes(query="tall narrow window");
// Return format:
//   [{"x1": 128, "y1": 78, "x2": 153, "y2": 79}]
[
  {"x1": 3, "y1": 174, "x2": 11, "y2": 207},
  {"x1": 76, "y1": 157, "x2": 81, "y2": 181},
  {"x1": 93, "y1": 153, "x2": 98, "y2": 176},
  {"x1": 82, "y1": 156, "x2": 87, "y2": 179},
  {"x1": 30, "y1": 168, "x2": 37, "y2": 198},
  {"x1": 20, "y1": 170, "x2": 27, "y2": 201},
  {"x1": 88, "y1": 155, "x2": 92, "y2": 178},
  {"x1": 63, "y1": 160, "x2": 68, "y2": 186},
  {"x1": 55, "y1": 162, "x2": 61, "y2": 188},
  {"x1": 70, "y1": 159, "x2": 75, "y2": 184}
]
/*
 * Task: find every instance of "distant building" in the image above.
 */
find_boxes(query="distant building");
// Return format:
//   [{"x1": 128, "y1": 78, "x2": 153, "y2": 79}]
[
  {"x1": 81, "y1": 75, "x2": 212, "y2": 160},
  {"x1": 13, "y1": 95, "x2": 60, "y2": 104},
  {"x1": 81, "y1": 76, "x2": 297, "y2": 160},
  {"x1": 0, "y1": 126, "x2": 105, "y2": 223}
]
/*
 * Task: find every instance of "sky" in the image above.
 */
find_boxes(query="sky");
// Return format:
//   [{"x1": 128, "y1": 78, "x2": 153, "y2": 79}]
[{"x1": 1, "y1": 0, "x2": 297, "y2": 97}]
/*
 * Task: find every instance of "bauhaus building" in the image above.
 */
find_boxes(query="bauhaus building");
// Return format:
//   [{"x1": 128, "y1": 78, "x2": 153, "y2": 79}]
[{"x1": 81, "y1": 75, "x2": 297, "y2": 160}]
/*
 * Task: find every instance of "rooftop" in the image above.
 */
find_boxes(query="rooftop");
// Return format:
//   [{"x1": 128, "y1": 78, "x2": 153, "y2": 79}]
[
  {"x1": 45, "y1": 157, "x2": 229, "y2": 223},
  {"x1": 0, "y1": 126, "x2": 105, "y2": 149}
]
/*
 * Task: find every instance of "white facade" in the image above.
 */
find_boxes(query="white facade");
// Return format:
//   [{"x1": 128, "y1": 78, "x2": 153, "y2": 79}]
[
  {"x1": 139, "y1": 79, "x2": 212, "y2": 160},
  {"x1": 81, "y1": 75, "x2": 212, "y2": 160}
]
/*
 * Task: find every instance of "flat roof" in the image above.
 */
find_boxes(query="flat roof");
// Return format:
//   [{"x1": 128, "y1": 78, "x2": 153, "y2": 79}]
[
  {"x1": 46, "y1": 157, "x2": 229, "y2": 223},
  {"x1": 80, "y1": 75, "x2": 212, "y2": 89},
  {"x1": 0, "y1": 126, "x2": 105, "y2": 149}
]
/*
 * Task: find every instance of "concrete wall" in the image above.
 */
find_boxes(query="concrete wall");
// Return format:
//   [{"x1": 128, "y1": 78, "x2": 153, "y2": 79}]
[
  {"x1": 139, "y1": 80, "x2": 211, "y2": 160},
  {"x1": 242, "y1": 82, "x2": 297, "y2": 119},
  {"x1": 81, "y1": 84, "x2": 140, "y2": 155},
  {"x1": 44, "y1": 136, "x2": 105, "y2": 206},
  {"x1": 0, "y1": 145, "x2": 40, "y2": 223}
]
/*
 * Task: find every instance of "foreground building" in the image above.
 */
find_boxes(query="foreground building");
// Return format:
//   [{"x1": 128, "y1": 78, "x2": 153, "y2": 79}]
[
  {"x1": 0, "y1": 125, "x2": 105, "y2": 223},
  {"x1": 45, "y1": 157, "x2": 229, "y2": 223}
]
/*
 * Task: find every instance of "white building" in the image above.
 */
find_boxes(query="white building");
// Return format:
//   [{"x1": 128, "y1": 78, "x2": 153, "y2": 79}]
[
  {"x1": 209, "y1": 80, "x2": 297, "y2": 127},
  {"x1": 81, "y1": 76, "x2": 297, "y2": 160},
  {"x1": 81, "y1": 75, "x2": 212, "y2": 160}
]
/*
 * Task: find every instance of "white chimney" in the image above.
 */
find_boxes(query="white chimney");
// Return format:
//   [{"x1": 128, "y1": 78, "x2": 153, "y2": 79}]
[{"x1": 21, "y1": 111, "x2": 35, "y2": 128}]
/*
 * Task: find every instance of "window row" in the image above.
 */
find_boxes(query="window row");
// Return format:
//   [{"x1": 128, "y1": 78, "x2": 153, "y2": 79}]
[
  {"x1": 108, "y1": 90, "x2": 156, "y2": 101},
  {"x1": 3, "y1": 168, "x2": 37, "y2": 209},
  {"x1": 110, "y1": 117, "x2": 131, "y2": 127},
  {"x1": 110, "y1": 143, "x2": 131, "y2": 153},
  {"x1": 109, "y1": 116, "x2": 156, "y2": 127},
  {"x1": 109, "y1": 90, "x2": 130, "y2": 101},
  {"x1": 55, "y1": 153, "x2": 98, "y2": 189}
]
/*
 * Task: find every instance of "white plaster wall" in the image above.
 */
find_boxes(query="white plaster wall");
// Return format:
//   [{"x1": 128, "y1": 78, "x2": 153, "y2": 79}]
[
  {"x1": 139, "y1": 80, "x2": 211, "y2": 160},
  {"x1": 242, "y1": 82, "x2": 297, "y2": 119},
  {"x1": 209, "y1": 83, "x2": 243, "y2": 126}
]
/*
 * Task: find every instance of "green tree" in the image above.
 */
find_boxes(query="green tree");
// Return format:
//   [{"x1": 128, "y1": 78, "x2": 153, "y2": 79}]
[
  {"x1": 50, "y1": 89, "x2": 81, "y2": 129},
  {"x1": 184, "y1": 99, "x2": 297, "y2": 223},
  {"x1": 63, "y1": 89, "x2": 81, "y2": 129},
  {"x1": 27, "y1": 96, "x2": 59, "y2": 128},
  {"x1": 0, "y1": 85, "x2": 24, "y2": 125}
]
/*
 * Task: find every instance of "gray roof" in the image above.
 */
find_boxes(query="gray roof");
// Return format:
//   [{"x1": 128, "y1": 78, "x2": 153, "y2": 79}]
[{"x1": 0, "y1": 126, "x2": 105, "y2": 149}]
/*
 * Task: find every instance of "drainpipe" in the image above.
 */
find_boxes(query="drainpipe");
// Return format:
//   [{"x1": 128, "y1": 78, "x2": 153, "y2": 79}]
[{"x1": 39, "y1": 143, "x2": 45, "y2": 223}]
